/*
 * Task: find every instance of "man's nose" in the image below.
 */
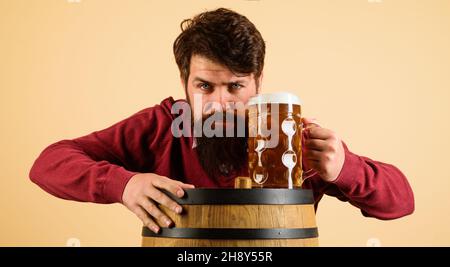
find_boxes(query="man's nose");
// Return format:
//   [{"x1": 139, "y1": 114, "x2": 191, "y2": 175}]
[{"x1": 214, "y1": 88, "x2": 234, "y2": 110}]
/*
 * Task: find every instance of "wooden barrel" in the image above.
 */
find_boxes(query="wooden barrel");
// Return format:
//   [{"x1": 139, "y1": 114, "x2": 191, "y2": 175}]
[{"x1": 141, "y1": 188, "x2": 319, "y2": 247}]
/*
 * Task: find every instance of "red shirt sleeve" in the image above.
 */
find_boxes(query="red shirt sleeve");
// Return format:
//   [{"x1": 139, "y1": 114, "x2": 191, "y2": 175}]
[
  {"x1": 29, "y1": 105, "x2": 165, "y2": 204},
  {"x1": 318, "y1": 141, "x2": 415, "y2": 220}
]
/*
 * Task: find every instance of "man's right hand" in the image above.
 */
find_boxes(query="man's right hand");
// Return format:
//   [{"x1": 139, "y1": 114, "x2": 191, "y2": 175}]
[{"x1": 122, "y1": 173, "x2": 195, "y2": 233}]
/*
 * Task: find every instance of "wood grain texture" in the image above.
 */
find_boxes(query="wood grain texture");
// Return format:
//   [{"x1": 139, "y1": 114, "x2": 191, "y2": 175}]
[
  {"x1": 142, "y1": 237, "x2": 319, "y2": 247},
  {"x1": 142, "y1": 203, "x2": 319, "y2": 247},
  {"x1": 159, "y1": 204, "x2": 317, "y2": 229}
]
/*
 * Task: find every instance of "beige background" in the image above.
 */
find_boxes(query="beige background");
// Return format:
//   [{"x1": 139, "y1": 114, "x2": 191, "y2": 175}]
[{"x1": 1, "y1": 0, "x2": 449, "y2": 246}]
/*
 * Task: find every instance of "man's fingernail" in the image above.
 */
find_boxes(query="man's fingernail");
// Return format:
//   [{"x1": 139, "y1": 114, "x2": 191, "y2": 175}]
[
  {"x1": 175, "y1": 206, "x2": 182, "y2": 214},
  {"x1": 164, "y1": 219, "x2": 172, "y2": 227},
  {"x1": 177, "y1": 190, "x2": 184, "y2": 197},
  {"x1": 151, "y1": 226, "x2": 160, "y2": 233}
]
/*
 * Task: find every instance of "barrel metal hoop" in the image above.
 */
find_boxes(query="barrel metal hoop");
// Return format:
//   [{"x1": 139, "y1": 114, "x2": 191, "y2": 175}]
[
  {"x1": 142, "y1": 227, "x2": 319, "y2": 239},
  {"x1": 163, "y1": 188, "x2": 315, "y2": 205}
]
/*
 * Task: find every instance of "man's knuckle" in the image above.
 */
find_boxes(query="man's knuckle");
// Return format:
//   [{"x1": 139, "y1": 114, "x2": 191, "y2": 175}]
[
  {"x1": 142, "y1": 216, "x2": 151, "y2": 225},
  {"x1": 136, "y1": 211, "x2": 146, "y2": 222},
  {"x1": 157, "y1": 213, "x2": 167, "y2": 221},
  {"x1": 167, "y1": 199, "x2": 178, "y2": 209},
  {"x1": 147, "y1": 204, "x2": 159, "y2": 215},
  {"x1": 158, "y1": 195, "x2": 173, "y2": 207},
  {"x1": 330, "y1": 132, "x2": 339, "y2": 141},
  {"x1": 153, "y1": 190, "x2": 165, "y2": 200},
  {"x1": 328, "y1": 143, "x2": 336, "y2": 152},
  {"x1": 145, "y1": 220, "x2": 156, "y2": 228}
]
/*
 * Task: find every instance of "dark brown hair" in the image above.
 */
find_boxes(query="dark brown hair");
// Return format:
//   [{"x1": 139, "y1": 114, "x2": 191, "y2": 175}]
[{"x1": 173, "y1": 8, "x2": 265, "y2": 87}]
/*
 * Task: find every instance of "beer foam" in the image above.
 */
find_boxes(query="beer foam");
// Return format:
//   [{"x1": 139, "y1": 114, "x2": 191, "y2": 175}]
[{"x1": 247, "y1": 92, "x2": 302, "y2": 106}]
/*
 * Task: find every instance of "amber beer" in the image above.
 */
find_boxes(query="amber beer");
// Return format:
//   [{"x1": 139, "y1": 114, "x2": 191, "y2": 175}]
[{"x1": 247, "y1": 93, "x2": 305, "y2": 188}]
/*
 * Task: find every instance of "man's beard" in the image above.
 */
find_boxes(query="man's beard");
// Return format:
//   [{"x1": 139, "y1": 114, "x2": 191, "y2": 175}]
[{"x1": 194, "y1": 113, "x2": 248, "y2": 179}]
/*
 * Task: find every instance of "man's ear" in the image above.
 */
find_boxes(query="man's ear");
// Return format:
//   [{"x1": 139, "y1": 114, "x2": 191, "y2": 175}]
[
  {"x1": 180, "y1": 75, "x2": 186, "y2": 89},
  {"x1": 257, "y1": 71, "x2": 264, "y2": 93}
]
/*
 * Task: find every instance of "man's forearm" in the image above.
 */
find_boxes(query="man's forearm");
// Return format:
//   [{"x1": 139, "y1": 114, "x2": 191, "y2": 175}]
[
  {"x1": 29, "y1": 139, "x2": 137, "y2": 203},
  {"x1": 328, "y1": 142, "x2": 415, "y2": 220}
]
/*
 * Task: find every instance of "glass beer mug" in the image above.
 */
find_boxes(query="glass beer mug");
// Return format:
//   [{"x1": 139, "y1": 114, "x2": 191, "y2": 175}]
[{"x1": 247, "y1": 92, "x2": 317, "y2": 188}]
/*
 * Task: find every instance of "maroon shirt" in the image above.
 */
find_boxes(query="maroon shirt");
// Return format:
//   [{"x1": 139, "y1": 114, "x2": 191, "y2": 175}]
[{"x1": 29, "y1": 97, "x2": 414, "y2": 220}]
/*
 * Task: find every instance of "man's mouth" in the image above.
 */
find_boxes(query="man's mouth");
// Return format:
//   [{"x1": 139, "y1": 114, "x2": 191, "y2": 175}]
[{"x1": 212, "y1": 120, "x2": 233, "y2": 129}]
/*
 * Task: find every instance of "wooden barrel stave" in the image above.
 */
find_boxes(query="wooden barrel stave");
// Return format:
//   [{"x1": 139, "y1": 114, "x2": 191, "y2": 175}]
[{"x1": 141, "y1": 189, "x2": 319, "y2": 247}]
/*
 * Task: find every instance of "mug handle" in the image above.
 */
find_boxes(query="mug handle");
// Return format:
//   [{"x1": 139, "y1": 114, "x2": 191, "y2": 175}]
[{"x1": 300, "y1": 121, "x2": 319, "y2": 181}]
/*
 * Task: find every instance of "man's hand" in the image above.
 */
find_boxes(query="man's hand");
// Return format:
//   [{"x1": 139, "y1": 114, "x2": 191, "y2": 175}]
[
  {"x1": 302, "y1": 118, "x2": 346, "y2": 182},
  {"x1": 122, "y1": 173, "x2": 195, "y2": 233}
]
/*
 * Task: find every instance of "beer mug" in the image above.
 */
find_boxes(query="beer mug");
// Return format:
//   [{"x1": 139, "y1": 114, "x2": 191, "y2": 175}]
[{"x1": 247, "y1": 92, "x2": 316, "y2": 188}]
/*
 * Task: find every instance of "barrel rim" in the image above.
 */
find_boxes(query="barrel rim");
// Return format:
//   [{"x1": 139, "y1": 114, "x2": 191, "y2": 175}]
[
  {"x1": 142, "y1": 227, "x2": 319, "y2": 240},
  {"x1": 163, "y1": 188, "x2": 315, "y2": 205}
]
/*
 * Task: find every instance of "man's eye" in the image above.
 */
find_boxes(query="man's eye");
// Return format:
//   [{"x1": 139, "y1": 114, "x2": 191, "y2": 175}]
[
  {"x1": 230, "y1": 83, "x2": 243, "y2": 90},
  {"x1": 199, "y1": 83, "x2": 211, "y2": 90}
]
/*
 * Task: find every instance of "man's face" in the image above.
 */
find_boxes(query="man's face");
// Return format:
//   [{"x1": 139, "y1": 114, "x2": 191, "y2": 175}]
[
  {"x1": 183, "y1": 54, "x2": 260, "y2": 128},
  {"x1": 181, "y1": 54, "x2": 262, "y2": 179}
]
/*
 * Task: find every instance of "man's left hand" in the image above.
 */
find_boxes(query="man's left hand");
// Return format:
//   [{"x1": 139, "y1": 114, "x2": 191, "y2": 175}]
[{"x1": 301, "y1": 118, "x2": 346, "y2": 182}]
